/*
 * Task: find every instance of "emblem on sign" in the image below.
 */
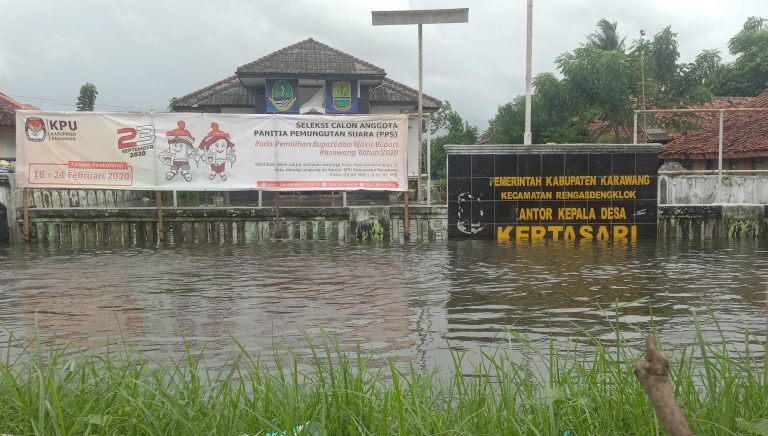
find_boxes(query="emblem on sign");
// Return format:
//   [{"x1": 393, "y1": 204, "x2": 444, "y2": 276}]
[{"x1": 25, "y1": 117, "x2": 46, "y2": 142}]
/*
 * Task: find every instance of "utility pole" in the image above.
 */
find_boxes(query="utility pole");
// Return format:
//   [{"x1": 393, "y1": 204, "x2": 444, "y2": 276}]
[
  {"x1": 523, "y1": 0, "x2": 533, "y2": 145},
  {"x1": 640, "y1": 29, "x2": 647, "y2": 143}
]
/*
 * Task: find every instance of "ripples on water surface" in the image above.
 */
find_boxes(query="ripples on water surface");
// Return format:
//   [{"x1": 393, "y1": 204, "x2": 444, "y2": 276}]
[{"x1": 0, "y1": 239, "x2": 766, "y2": 367}]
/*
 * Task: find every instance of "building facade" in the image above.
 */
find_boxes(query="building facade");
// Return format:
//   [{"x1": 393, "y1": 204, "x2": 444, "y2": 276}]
[
  {"x1": 0, "y1": 92, "x2": 38, "y2": 164},
  {"x1": 660, "y1": 91, "x2": 768, "y2": 171},
  {"x1": 171, "y1": 38, "x2": 442, "y2": 178}
]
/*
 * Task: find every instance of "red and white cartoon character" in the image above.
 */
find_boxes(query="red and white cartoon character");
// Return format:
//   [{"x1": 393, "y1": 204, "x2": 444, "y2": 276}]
[
  {"x1": 198, "y1": 122, "x2": 236, "y2": 181},
  {"x1": 158, "y1": 120, "x2": 197, "y2": 182}
]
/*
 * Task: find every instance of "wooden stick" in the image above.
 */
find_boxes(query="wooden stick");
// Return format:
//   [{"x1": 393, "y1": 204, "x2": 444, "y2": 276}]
[
  {"x1": 634, "y1": 335, "x2": 693, "y2": 436},
  {"x1": 22, "y1": 187, "x2": 30, "y2": 242},
  {"x1": 403, "y1": 189, "x2": 410, "y2": 240},
  {"x1": 155, "y1": 191, "x2": 164, "y2": 242},
  {"x1": 275, "y1": 191, "x2": 281, "y2": 236}
]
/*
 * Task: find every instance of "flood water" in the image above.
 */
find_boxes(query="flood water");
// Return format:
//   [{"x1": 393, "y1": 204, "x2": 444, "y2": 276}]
[{"x1": 0, "y1": 239, "x2": 766, "y2": 367}]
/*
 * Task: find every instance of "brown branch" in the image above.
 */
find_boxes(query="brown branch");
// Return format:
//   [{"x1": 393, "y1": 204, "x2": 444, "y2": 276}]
[{"x1": 634, "y1": 335, "x2": 693, "y2": 436}]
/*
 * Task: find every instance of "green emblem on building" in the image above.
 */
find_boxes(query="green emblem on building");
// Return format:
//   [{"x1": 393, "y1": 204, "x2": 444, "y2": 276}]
[
  {"x1": 331, "y1": 81, "x2": 353, "y2": 112},
  {"x1": 269, "y1": 80, "x2": 297, "y2": 112}
]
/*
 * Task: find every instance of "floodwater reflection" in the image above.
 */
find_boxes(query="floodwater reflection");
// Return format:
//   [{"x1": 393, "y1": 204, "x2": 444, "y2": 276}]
[{"x1": 0, "y1": 239, "x2": 765, "y2": 367}]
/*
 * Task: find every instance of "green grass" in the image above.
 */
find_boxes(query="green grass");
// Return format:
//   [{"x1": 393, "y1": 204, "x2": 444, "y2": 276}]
[{"x1": 0, "y1": 314, "x2": 766, "y2": 436}]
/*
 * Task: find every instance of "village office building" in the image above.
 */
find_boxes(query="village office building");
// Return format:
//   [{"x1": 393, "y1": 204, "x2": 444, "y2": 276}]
[{"x1": 171, "y1": 38, "x2": 442, "y2": 182}]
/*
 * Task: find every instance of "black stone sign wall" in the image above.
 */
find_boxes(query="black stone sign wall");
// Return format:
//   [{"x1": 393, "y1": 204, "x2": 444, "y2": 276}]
[{"x1": 446, "y1": 145, "x2": 660, "y2": 241}]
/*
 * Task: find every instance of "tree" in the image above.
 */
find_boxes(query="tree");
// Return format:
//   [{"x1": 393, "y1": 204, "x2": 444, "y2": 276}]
[
  {"x1": 587, "y1": 18, "x2": 627, "y2": 52},
  {"x1": 76, "y1": 83, "x2": 98, "y2": 111},
  {"x1": 485, "y1": 97, "x2": 526, "y2": 144},
  {"x1": 712, "y1": 16, "x2": 768, "y2": 96},
  {"x1": 485, "y1": 73, "x2": 597, "y2": 145},
  {"x1": 427, "y1": 102, "x2": 477, "y2": 178},
  {"x1": 557, "y1": 46, "x2": 634, "y2": 139},
  {"x1": 650, "y1": 26, "x2": 680, "y2": 92}
]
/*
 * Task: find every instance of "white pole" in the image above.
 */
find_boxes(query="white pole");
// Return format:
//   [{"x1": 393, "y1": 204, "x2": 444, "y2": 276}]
[
  {"x1": 417, "y1": 23, "x2": 424, "y2": 203},
  {"x1": 523, "y1": 0, "x2": 533, "y2": 145},
  {"x1": 258, "y1": 191, "x2": 262, "y2": 208},
  {"x1": 718, "y1": 109, "x2": 724, "y2": 184},
  {"x1": 172, "y1": 190, "x2": 178, "y2": 207},
  {"x1": 633, "y1": 112, "x2": 638, "y2": 144},
  {"x1": 427, "y1": 116, "x2": 431, "y2": 205}
]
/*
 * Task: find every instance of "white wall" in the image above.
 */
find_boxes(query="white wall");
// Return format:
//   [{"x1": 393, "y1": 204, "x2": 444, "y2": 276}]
[
  {"x1": 660, "y1": 174, "x2": 768, "y2": 204},
  {"x1": 0, "y1": 126, "x2": 14, "y2": 160}
]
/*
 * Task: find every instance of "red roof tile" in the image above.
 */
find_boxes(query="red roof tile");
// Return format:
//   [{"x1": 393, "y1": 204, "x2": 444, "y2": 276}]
[
  {"x1": 661, "y1": 93, "x2": 768, "y2": 158},
  {"x1": 0, "y1": 92, "x2": 38, "y2": 127}
]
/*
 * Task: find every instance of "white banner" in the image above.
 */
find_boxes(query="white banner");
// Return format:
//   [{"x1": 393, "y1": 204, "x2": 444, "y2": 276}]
[{"x1": 15, "y1": 112, "x2": 408, "y2": 191}]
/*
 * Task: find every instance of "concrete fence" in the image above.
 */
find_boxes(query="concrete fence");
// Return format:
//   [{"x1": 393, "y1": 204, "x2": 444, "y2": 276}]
[{"x1": 659, "y1": 173, "x2": 768, "y2": 205}]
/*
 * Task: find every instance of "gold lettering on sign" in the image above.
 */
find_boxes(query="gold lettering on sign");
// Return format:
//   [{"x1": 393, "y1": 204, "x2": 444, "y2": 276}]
[{"x1": 496, "y1": 225, "x2": 638, "y2": 242}]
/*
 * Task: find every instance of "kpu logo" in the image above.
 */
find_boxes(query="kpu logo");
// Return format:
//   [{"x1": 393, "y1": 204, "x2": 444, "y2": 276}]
[
  {"x1": 47, "y1": 119, "x2": 78, "y2": 141},
  {"x1": 24, "y1": 117, "x2": 46, "y2": 142}
]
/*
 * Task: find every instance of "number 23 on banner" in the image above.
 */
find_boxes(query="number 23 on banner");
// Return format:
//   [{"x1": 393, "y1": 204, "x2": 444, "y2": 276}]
[{"x1": 117, "y1": 125, "x2": 155, "y2": 149}]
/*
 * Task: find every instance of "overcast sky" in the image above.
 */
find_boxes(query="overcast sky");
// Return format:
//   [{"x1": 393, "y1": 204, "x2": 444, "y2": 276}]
[{"x1": 1, "y1": 0, "x2": 766, "y2": 131}]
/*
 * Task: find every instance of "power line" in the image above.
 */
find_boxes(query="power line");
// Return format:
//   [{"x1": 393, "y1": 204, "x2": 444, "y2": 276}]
[{"x1": 7, "y1": 94, "x2": 153, "y2": 111}]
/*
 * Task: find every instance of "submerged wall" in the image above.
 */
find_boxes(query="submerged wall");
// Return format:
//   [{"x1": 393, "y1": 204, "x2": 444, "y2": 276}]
[
  {"x1": 11, "y1": 204, "x2": 447, "y2": 246},
  {"x1": 658, "y1": 204, "x2": 767, "y2": 240},
  {"x1": 3, "y1": 177, "x2": 766, "y2": 244}
]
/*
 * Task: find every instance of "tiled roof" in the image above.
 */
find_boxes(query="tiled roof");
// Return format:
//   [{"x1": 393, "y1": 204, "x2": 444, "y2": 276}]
[
  {"x1": 172, "y1": 39, "x2": 442, "y2": 112},
  {"x1": 0, "y1": 93, "x2": 38, "y2": 126},
  {"x1": 172, "y1": 76, "x2": 255, "y2": 109},
  {"x1": 369, "y1": 78, "x2": 442, "y2": 110},
  {"x1": 237, "y1": 38, "x2": 385, "y2": 78},
  {"x1": 661, "y1": 93, "x2": 768, "y2": 158},
  {"x1": 173, "y1": 75, "x2": 442, "y2": 111}
]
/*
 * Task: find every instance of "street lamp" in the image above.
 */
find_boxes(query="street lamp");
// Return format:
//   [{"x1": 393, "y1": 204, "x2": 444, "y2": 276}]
[{"x1": 372, "y1": 8, "x2": 469, "y2": 213}]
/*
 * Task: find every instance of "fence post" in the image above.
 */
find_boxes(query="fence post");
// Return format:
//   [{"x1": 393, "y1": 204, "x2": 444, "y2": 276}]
[
  {"x1": 718, "y1": 109, "x2": 724, "y2": 185},
  {"x1": 155, "y1": 191, "x2": 164, "y2": 242},
  {"x1": 633, "y1": 111, "x2": 638, "y2": 144},
  {"x1": 22, "y1": 188, "x2": 30, "y2": 242},
  {"x1": 275, "y1": 191, "x2": 281, "y2": 237}
]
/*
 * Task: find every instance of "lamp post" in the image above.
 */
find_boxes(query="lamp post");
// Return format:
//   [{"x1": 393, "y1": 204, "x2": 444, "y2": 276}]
[{"x1": 372, "y1": 8, "x2": 469, "y2": 239}]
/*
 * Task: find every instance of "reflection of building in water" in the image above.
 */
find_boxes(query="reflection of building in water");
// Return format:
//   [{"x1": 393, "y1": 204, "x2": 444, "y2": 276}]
[
  {"x1": 230, "y1": 255, "x2": 417, "y2": 360},
  {"x1": 443, "y1": 241, "x2": 664, "y2": 346}
]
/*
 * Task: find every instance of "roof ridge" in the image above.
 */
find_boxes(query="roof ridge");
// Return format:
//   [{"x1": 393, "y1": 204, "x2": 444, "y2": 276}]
[
  {"x1": 236, "y1": 38, "x2": 385, "y2": 75},
  {"x1": 236, "y1": 38, "x2": 314, "y2": 72},
  {"x1": 303, "y1": 38, "x2": 385, "y2": 75}
]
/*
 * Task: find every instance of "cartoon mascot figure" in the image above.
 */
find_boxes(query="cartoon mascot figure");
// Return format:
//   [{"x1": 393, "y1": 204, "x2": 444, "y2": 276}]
[
  {"x1": 198, "y1": 122, "x2": 236, "y2": 181},
  {"x1": 159, "y1": 120, "x2": 197, "y2": 182}
]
